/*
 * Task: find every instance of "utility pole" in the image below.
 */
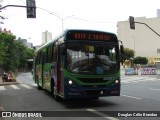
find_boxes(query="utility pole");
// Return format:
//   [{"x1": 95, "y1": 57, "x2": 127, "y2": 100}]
[{"x1": 50, "y1": 13, "x2": 74, "y2": 31}]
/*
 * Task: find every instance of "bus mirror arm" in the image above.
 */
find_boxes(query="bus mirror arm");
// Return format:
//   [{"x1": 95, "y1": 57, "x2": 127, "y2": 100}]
[
  {"x1": 61, "y1": 46, "x2": 67, "y2": 55},
  {"x1": 118, "y1": 40, "x2": 124, "y2": 54}
]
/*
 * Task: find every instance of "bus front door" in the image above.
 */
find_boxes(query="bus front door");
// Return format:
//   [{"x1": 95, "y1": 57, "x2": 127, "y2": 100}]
[
  {"x1": 42, "y1": 52, "x2": 46, "y2": 89},
  {"x1": 57, "y1": 45, "x2": 65, "y2": 96}
]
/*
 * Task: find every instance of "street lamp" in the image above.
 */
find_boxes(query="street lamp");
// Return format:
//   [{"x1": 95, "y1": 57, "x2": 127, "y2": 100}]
[{"x1": 50, "y1": 13, "x2": 74, "y2": 31}]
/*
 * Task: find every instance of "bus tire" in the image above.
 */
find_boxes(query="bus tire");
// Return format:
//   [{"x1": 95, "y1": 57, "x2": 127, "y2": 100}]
[
  {"x1": 54, "y1": 95, "x2": 61, "y2": 102},
  {"x1": 37, "y1": 79, "x2": 42, "y2": 90},
  {"x1": 38, "y1": 85, "x2": 42, "y2": 90}
]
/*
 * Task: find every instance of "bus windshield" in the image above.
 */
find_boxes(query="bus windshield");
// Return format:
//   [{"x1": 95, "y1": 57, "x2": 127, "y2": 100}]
[{"x1": 66, "y1": 43, "x2": 119, "y2": 74}]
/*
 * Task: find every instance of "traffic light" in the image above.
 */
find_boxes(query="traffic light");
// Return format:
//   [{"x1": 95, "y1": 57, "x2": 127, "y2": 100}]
[
  {"x1": 129, "y1": 16, "x2": 135, "y2": 29},
  {"x1": 26, "y1": 0, "x2": 36, "y2": 18}
]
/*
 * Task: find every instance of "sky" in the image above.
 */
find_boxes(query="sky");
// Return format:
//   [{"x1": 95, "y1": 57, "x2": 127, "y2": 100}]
[{"x1": 0, "y1": 0, "x2": 160, "y2": 46}]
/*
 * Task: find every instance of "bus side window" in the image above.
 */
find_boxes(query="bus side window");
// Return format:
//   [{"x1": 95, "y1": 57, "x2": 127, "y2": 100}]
[
  {"x1": 43, "y1": 52, "x2": 46, "y2": 65},
  {"x1": 47, "y1": 45, "x2": 52, "y2": 63},
  {"x1": 51, "y1": 44, "x2": 55, "y2": 62},
  {"x1": 53, "y1": 45, "x2": 57, "y2": 63},
  {"x1": 36, "y1": 53, "x2": 39, "y2": 64},
  {"x1": 38, "y1": 51, "x2": 41, "y2": 64},
  {"x1": 46, "y1": 47, "x2": 49, "y2": 63},
  {"x1": 40, "y1": 51, "x2": 43, "y2": 64},
  {"x1": 49, "y1": 45, "x2": 52, "y2": 63}
]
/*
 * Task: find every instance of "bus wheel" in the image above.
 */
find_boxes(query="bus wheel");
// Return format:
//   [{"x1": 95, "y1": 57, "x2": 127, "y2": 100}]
[
  {"x1": 54, "y1": 95, "x2": 61, "y2": 102},
  {"x1": 37, "y1": 80, "x2": 42, "y2": 90},
  {"x1": 37, "y1": 85, "x2": 42, "y2": 90}
]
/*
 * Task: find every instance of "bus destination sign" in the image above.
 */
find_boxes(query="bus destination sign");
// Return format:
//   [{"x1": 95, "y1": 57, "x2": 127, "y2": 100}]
[{"x1": 68, "y1": 31, "x2": 113, "y2": 41}]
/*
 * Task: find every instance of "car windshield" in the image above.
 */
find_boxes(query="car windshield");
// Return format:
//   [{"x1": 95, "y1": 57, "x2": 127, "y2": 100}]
[{"x1": 66, "y1": 43, "x2": 119, "y2": 74}]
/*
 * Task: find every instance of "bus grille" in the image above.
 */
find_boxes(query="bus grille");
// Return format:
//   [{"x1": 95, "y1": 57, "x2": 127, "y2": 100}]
[{"x1": 78, "y1": 78, "x2": 108, "y2": 83}]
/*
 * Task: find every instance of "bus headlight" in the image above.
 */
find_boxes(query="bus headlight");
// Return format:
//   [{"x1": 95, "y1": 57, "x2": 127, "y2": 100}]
[
  {"x1": 68, "y1": 80, "x2": 73, "y2": 85},
  {"x1": 67, "y1": 79, "x2": 79, "y2": 87},
  {"x1": 115, "y1": 80, "x2": 119, "y2": 84}
]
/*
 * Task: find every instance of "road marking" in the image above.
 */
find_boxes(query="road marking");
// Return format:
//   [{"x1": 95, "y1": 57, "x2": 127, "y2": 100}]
[
  {"x1": 0, "y1": 86, "x2": 6, "y2": 91},
  {"x1": 122, "y1": 78, "x2": 160, "y2": 84},
  {"x1": 21, "y1": 84, "x2": 32, "y2": 89},
  {"x1": 121, "y1": 94, "x2": 142, "y2": 100},
  {"x1": 10, "y1": 85, "x2": 20, "y2": 90},
  {"x1": 32, "y1": 83, "x2": 37, "y2": 86},
  {"x1": 150, "y1": 88, "x2": 160, "y2": 92},
  {"x1": 122, "y1": 77, "x2": 147, "y2": 81},
  {"x1": 86, "y1": 109, "x2": 119, "y2": 120}
]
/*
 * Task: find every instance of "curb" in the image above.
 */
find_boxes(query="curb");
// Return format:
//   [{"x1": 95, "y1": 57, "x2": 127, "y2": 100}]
[
  {"x1": 0, "y1": 82, "x2": 20, "y2": 86},
  {"x1": 0, "y1": 76, "x2": 20, "y2": 86}
]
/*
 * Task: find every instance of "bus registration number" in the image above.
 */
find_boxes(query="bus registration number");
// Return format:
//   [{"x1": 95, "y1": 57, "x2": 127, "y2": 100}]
[{"x1": 103, "y1": 77, "x2": 115, "y2": 81}]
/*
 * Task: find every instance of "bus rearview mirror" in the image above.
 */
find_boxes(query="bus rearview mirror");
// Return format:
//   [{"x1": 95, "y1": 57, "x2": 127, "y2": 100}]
[{"x1": 120, "y1": 45, "x2": 124, "y2": 54}]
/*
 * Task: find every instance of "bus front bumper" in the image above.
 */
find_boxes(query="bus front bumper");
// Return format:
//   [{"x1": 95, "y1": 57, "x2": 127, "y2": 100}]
[{"x1": 64, "y1": 85, "x2": 120, "y2": 99}]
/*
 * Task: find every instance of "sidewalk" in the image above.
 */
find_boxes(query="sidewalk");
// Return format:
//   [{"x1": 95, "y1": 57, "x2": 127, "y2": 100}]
[{"x1": 0, "y1": 76, "x2": 19, "y2": 86}]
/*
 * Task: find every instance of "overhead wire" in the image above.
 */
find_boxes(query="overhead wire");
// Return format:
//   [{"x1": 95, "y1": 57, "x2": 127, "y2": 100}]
[{"x1": 17, "y1": 0, "x2": 116, "y2": 24}]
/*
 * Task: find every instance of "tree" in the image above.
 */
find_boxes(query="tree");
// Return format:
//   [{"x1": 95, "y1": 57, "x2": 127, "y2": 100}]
[
  {"x1": 14, "y1": 40, "x2": 28, "y2": 70},
  {"x1": 0, "y1": 33, "x2": 16, "y2": 71},
  {"x1": 0, "y1": 34, "x2": 5, "y2": 67},
  {"x1": 25, "y1": 48, "x2": 34, "y2": 70},
  {"x1": 0, "y1": 32, "x2": 34, "y2": 72},
  {"x1": 12, "y1": 40, "x2": 34, "y2": 71},
  {"x1": 25, "y1": 48, "x2": 34, "y2": 60},
  {"x1": 121, "y1": 48, "x2": 135, "y2": 65},
  {"x1": 133, "y1": 56, "x2": 148, "y2": 65}
]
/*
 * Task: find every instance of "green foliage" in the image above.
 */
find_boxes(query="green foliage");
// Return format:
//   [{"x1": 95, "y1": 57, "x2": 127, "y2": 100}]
[
  {"x1": 0, "y1": 33, "x2": 34, "y2": 72},
  {"x1": 25, "y1": 48, "x2": 34, "y2": 59},
  {"x1": 133, "y1": 56, "x2": 148, "y2": 65},
  {"x1": 0, "y1": 33, "x2": 15, "y2": 67},
  {"x1": 121, "y1": 48, "x2": 135, "y2": 65},
  {"x1": 0, "y1": 40, "x2": 5, "y2": 66}
]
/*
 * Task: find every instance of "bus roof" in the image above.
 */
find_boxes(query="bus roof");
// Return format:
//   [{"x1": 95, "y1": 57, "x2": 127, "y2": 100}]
[{"x1": 35, "y1": 29, "x2": 117, "y2": 52}]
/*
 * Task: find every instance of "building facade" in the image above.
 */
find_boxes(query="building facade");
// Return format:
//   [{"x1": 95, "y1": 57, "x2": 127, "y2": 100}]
[
  {"x1": 42, "y1": 30, "x2": 52, "y2": 44},
  {"x1": 18, "y1": 38, "x2": 33, "y2": 49},
  {"x1": 117, "y1": 17, "x2": 160, "y2": 60},
  {"x1": 157, "y1": 9, "x2": 160, "y2": 17}
]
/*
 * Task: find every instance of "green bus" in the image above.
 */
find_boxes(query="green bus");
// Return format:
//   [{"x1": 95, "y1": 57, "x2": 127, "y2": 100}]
[{"x1": 33, "y1": 29, "x2": 124, "y2": 100}]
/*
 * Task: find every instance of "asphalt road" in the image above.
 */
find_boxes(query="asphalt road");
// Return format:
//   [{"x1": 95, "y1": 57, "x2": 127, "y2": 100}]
[{"x1": 0, "y1": 73, "x2": 160, "y2": 120}]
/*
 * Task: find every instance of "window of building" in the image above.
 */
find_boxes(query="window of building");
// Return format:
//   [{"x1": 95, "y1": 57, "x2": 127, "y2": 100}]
[{"x1": 157, "y1": 49, "x2": 160, "y2": 53}]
